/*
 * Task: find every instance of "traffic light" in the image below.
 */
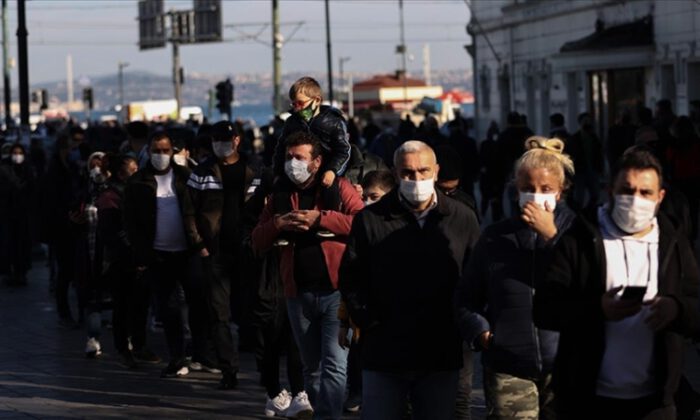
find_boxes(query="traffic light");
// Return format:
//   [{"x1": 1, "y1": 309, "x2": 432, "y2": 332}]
[
  {"x1": 31, "y1": 89, "x2": 49, "y2": 110},
  {"x1": 215, "y1": 78, "x2": 233, "y2": 119},
  {"x1": 83, "y1": 87, "x2": 93, "y2": 110},
  {"x1": 40, "y1": 89, "x2": 48, "y2": 110},
  {"x1": 226, "y1": 80, "x2": 234, "y2": 108}
]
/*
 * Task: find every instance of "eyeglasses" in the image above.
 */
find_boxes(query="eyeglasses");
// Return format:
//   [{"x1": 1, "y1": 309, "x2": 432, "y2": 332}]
[{"x1": 290, "y1": 98, "x2": 315, "y2": 110}]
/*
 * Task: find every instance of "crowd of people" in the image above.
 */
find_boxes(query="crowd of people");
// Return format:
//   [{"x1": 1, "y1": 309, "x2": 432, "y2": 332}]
[{"x1": 1, "y1": 75, "x2": 700, "y2": 420}]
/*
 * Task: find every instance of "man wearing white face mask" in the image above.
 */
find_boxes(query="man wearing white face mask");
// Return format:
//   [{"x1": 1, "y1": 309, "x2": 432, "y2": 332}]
[
  {"x1": 184, "y1": 121, "x2": 265, "y2": 390},
  {"x1": 252, "y1": 131, "x2": 363, "y2": 420},
  {"x1": 534, "y1": 148, "x2": 700, "y2": 419},
  {"x1": 124, "y1": 132, "x2": 194, "y2": 377},
  {"x1": 340, "y1": 140, "x2": 480, "y2": 420}
]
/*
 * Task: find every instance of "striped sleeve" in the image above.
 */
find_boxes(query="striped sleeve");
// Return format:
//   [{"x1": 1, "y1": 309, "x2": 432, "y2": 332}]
[{"x1": 187, "y1": 173, "x2": 223, "y2": 190}]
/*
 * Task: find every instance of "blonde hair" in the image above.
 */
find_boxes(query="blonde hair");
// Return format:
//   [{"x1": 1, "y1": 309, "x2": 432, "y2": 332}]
[
  {"x1": 515, "y1": 136, "x2": 575, "y2": 189},
  {"x1": 289, "y1": 77, "x2": 322, "y2": 101}
]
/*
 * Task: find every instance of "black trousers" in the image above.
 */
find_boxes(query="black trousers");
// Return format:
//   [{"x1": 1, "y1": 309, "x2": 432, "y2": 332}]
[
  {"x1": 592, "y1": 394, "x2": 663, "y2": 419},
  {"x1": 258, "y1": 303, "x2": 304, "y2": 398},
  {"x1": 455, "y1": 347, "x2": 474, "y2": 420},
  {"x1": 7, "y1": 215, "x2": 32, "y2": 279},
  {"x1": 201, "y1": 251, "x2": 240, "y2": 374},
  {"x1": 187, "y1": 256, "x2": 219, "y2": 366},
  {"x1": 150, "y1": 250, "x2": 191, "y2": 362},
  {"x1": 54, "y1": 236, "x2": 76, "y2": 320},
  {"x1": 347, "y1": 338, "x2": 362, "y2": 397},
  {"x1": 109, "y1": 262, "x2": 150, "y2": 353}
]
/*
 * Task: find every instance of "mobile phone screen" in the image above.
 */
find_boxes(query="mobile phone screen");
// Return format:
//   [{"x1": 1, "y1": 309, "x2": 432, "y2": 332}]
[{"x1": 619, "y1": 286, "x2": 647, "y2": 302}]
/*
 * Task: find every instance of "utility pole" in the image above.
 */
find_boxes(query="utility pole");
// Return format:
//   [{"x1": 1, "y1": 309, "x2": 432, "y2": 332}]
[
  {"x1": 66, "y1": 55, "x2": 74, "y2": 105},
  {"x1": 272, "y1": 0, "x2": 283, "y2": 114},
  {"x1": 339, "y1": 56, "x2": 350, "y2": 104},
  {"x1": 207, "y1": 88, "x2": 214, "y2": 120},
  {"x1": 398, "y1": 0, "x2": 408, "y2": 108},
  {"x1": 423, "y1": 44, "x2": 431, "y2": 86},
  {"x1": 2, "y1": 0, "x2": 10, "y2": 127},
  {"x1": 348, "y1": 73, "x2": 354, "y2": 118},
  {"x1": 118, "y1": 61, "x2": 129, "y2": 123},
  {"x1": 324, "y1": 0, "x2": 333, "y2": 104},
  {"x1": 17, "y1": 0, "x2": 29, "y2": 136},
  {"x1": 172, "y1": 41, "x2": 181, "y2": 121}
]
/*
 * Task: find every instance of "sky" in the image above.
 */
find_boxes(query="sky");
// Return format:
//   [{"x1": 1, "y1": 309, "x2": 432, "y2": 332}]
[{"x1": 6, "y1": 0, "x2": 472, "y2": 84}]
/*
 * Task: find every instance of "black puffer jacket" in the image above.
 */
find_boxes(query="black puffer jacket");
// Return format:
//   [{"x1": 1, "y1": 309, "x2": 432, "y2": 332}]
[
  {"x1": 123, "y1": 163, "x2": 191, "y2": 266},
  {"x1": 274, "y1": 105, "x2": 350, "y2": 176},
  {"x1": 456, "y1": 204, "x2": 575, "y2": 379}
]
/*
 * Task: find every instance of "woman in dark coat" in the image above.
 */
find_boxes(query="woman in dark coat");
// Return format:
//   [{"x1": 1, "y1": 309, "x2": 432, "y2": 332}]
[
  {"x1": 4, "y1": 143, "x2": 35, "y2": 285},
  {"x1": 456, "y1": 136, "x2": 576, "y2": 419}
]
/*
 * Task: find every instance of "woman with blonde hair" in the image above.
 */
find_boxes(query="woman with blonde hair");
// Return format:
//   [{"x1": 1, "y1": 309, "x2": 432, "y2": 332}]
[{"x1": 456, "y1": 136, "x2": 575, "y2": 419}]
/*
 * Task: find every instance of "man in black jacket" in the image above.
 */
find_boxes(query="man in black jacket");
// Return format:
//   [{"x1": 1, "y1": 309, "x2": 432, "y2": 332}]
[
  {"x1": 340, "y1": 140, "x2": 480, "y2": 420},
  {"x1": 124, "y1": 132, "x2": 194, "y2": 378},
  {"x1": 184, "y1": 121, "x2": 264, "y2": 389},
  {"x1": 534, "y1": 148, "x2": 699, "y2": 419}
]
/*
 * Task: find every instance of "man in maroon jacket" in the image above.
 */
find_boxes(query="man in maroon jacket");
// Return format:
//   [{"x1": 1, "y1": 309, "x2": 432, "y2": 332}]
[{"x1": 253, "y1": 131, "x2": 363, "y2": 419}]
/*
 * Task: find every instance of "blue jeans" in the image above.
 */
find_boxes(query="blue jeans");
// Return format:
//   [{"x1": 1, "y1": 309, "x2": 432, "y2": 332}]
[
  {"x1": 287, "y1": 291, "x2": 348, "y2": 420},
  {"x1": 362, "y1": 369, "x2": 459, "y2": 420}
]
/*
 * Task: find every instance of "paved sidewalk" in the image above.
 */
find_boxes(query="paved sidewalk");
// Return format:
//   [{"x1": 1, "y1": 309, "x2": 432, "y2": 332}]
[
  {"x1": 0, "y1": 259, "x2": 485, "y2": 419},
  {"x1": 5, "y1": 257, "x2": 700, "y2": 419},
  {"x1": 0, "y1": 260, "x2": 275, "y2": 419}
]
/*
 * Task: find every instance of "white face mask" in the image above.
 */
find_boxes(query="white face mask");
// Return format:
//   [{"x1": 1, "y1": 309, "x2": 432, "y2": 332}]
[
  {"x1": 212, "y1": 142, "x2": 234, "y2": 159},
  {"x1": 519, "y1": 192, "x2": 557, "y2": 211},
  {"x1": 89, "y1": 166, "x2": 107, "y2": 184},
  {"x1": 173, "y1": 154, "x2": 188, "y2": 166},
  {"x1": 285, "y1": 158, "x2": 313, "y2": 185},
  {"x1": 611, "y1": 194, "x2": 658, "y2": 234},
  {"x1": 150, "y1": 153, "x2": 171, "y2": 171},
  {"x1": 363, "y1": 198, "x2": 377, "y2": 206},
  {"x1": 11, "y1": 154, "x2": 25, "y2": 165},
  {"x1": 399, "y1": 178, "x2": 435, "y2": 205}
]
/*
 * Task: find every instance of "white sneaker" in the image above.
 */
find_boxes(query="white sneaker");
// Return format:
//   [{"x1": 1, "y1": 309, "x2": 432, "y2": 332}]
[
  {"x1": 264, "y1": 389, "x2": 291, "y2": 417},
  {"x1": 85, "y1": 337, "x2": 102, "y2": 359},
  {"x1": 285, "y1": 391, "x2": 313, "y2": 419},
  {"x1": 188, "y1": 361, "x2": 222, "y2": 374},
  {"x1": 176, "y1": 366, "x2": 189, "y2": 377}
]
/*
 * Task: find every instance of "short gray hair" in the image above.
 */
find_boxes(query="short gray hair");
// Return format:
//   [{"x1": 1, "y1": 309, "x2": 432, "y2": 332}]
[{"x1": 393, "y1": 140, "x2": 435, "y2": 167}]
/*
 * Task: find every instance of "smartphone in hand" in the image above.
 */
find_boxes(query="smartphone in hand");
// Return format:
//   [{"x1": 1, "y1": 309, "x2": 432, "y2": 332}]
[{"x1": 619, "y1": 286, "x2": 647, "y2": 303}]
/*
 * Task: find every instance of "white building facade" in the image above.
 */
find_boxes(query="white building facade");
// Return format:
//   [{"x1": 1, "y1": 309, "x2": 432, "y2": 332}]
[{"x1": 469, "y1": 0, "x2": 700, "y2": 140}]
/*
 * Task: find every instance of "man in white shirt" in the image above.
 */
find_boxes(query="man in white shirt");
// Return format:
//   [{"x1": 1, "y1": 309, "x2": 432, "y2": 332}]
[
  {"x1": 534, "y1": 148, "x2": 699, "y2": 419},
  {"x1": 124, "y1": 131, "x2": 198, "y2": 378}
]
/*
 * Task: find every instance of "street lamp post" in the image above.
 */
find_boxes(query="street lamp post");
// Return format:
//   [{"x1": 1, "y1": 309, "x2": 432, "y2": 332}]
[
  {"x1": 398, "y1": 0, "x2": 408, "y2": 108},
  {"x1": 118, "y1": 61, "x2": 129, "y2": 122},
  {"x1": 324, "y1": 0, "x2": 333, "y2": 104},
  {"x1": 339, "y1": 56, "x2": 351, "y2": 103}
]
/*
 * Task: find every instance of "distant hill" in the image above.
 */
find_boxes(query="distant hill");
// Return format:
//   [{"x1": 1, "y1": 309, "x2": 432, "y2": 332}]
[{"x1": 28, "y1": 69, "x2": 472, "y2": 111}]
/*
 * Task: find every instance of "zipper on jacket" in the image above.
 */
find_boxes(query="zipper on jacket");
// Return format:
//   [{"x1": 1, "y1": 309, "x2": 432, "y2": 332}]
[{"x1": 530, "y1": 241, "x2": 543, "y2": 374}]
